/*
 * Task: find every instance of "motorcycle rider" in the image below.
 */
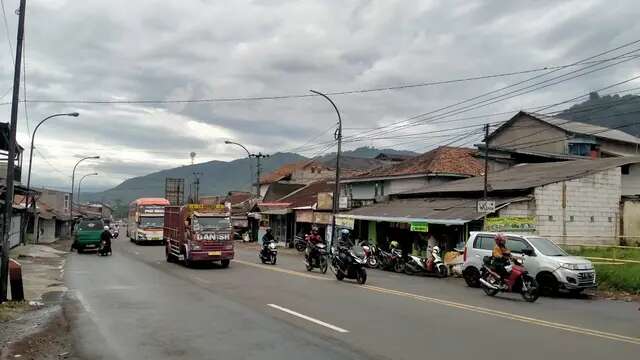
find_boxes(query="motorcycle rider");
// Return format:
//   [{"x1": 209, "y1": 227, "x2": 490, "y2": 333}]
[
  {"x1": 262, "y1": 227, "x2": 275, "y2": 255},
  {"x1": 305, "y1": 226, "x2": 323, "y2": 259},
  {"x1": 491, "y1": 233, "x2": 511, "y2": 288},
  {"x1": 100, "y1": 225, "x2": 113, "y2": 253}
]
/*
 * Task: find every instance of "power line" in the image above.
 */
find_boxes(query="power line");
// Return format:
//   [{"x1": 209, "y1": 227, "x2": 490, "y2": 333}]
[
  {"x1": 349, "y1": 50, "x2": 640, "y2": 141},
  {"x1": 0, "y1": 47, "x2": 638, "y2": 106},
  {"x1": 0, "y1": 0, "x2": 13, "y2": 100},
  {"x1": 345, "y1": 40, "x2": 640, "y2": 141}
]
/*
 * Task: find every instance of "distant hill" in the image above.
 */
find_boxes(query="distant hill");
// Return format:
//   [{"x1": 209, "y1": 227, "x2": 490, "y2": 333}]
[
  {"x1": 82, "y1": 152, "x2": 306, "y2": 206},
  {"x1": 82, "y1": 147, "x2": 419, "y2": 211},
  {"x1": 557, "y1": 92, "x2": 640, "y2": 137}
]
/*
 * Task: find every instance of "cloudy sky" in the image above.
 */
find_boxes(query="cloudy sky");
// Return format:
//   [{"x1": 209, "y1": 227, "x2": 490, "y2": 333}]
[{"x1": 1, "y1": 0, "x2": 639, "y2": 192}]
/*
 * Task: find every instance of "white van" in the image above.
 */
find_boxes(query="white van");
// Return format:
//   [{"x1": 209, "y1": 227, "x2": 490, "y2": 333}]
[{"x1": 462, "y1": 232, "x2": 596, "y2": 294}]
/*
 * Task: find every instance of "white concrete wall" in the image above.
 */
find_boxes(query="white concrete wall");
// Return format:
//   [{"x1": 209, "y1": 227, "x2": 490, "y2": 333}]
[
  {"x1": 38, "y1": 218, "x2": 56, "y2": 244},
  {"x1": 534, "y1": 168, "x2": 621, "y2": 245},
  {"x1": 498, "y1": 200, "x2": 536, "y2": 217},
  {"x1": 622, "y1": 199, "x2": 640, "y2": 244},
  {"x1": 622, "y1": 163, "x2": 640, "y2": 196}
]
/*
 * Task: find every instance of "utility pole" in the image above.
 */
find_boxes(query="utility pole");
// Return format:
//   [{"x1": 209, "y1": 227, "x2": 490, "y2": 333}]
[
  {"x1": 483, "y1": 123, "x2": 489, "y2": 201},
  {"x1": 310, "y1": 90, "x2": 342, "y2": 252},
  {"x1": 249, "y1": 153, "x2": 269, "y2": 198},
  {"x1": 192, "y1": 172, "x2": 202, "y2": 203},
  {"x1": 1, "y1": 0, "x2": 26, "y2": 303}
]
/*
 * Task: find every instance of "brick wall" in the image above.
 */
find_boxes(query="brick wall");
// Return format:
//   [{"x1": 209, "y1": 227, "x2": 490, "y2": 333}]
[{"x1": 534, "y1": 168, "x2": 621, "y2": 245}]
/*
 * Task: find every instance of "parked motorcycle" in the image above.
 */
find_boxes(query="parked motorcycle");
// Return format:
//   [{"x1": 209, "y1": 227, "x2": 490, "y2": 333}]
[
  {"x1": 361, "y1": 243, "x2": 379, "y2": 268},
  {"x1": 403, "y1": 246, "x2": 448, "y2": 277},
  {"x1": 259, "y1": 241, "x2": 278, "y2": 265},
  {"x1": 479, "y1": 253, "x2": 539, "y2": 302},
  {"x1": 294, "y1": 235, "x2": 306, "y2": 252},
  {"x1": 305, "y1": 242, "x2": 328, "y2": 273},
  {"x1": 374, "y1": 247, "x2": 397, "y2": 271},
  {"x1": 98, "y1": 239, "x2": 112, "y2": 256},
  {"x1": 390, "y1": 248, "x2": 406, "y2": 273},
  {"x1": 331, "y1": 246, "x2": 367, "y2": 284}
]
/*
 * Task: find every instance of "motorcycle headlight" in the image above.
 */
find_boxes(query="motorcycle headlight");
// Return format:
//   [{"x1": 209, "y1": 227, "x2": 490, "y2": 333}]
[{"x1": 269, "y1": 243, "x2": 277, "y2": 250}]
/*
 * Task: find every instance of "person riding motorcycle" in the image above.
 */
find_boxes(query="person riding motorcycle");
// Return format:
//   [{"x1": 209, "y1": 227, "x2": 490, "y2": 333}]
[
  {"x1": 100, "y1": 225, "x2": 112, "y2": 252},
  {"x1": 305, "y1": 226, "x2": 323, "y2": 258},
  {"x1": 262, "y1": 227, "x2": 275, "y2": 247},
  {"x1": 491, "y1": 233, "x2": 511, "y2": 286}
]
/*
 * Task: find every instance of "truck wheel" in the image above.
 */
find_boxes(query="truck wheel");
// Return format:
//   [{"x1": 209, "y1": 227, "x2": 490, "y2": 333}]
[
  {"x1": 221, "y1": 259, "x2": 230, "y2": 268},
  {"x1": 165, "y1": 246, "x2": 175, "y2": 263}
]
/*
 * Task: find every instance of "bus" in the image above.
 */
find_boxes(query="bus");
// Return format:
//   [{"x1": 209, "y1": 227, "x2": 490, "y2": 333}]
[{"x1": 128, "y1": 198, "x2": 170, "y2": 244}]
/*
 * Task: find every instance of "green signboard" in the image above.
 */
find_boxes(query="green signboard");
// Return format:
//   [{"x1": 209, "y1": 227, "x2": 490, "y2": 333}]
[
  {"x1": 484, "y1": 216, "x2": 536, "y2": 232},
  {"x1": 410, "y1": 222, "x2": 429, "y2": 232}
]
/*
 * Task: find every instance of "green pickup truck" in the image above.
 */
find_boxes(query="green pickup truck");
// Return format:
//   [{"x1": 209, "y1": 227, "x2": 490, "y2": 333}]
[{"x1": 74, "y1": 219, "x2": 105, "y2": 252}]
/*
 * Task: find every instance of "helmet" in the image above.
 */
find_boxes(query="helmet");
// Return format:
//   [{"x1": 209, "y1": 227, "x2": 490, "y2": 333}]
[
  {"x1": 389, "y1": 240, "x2": 399, "y2": 249},
  {"x1": 311, "y1": 226, "x2": 318, "y2": 233},
  {"x1": 266, "y1": 227, "x2": 272, "y2": 233},
  {"x1": 432, "y1": 246, "x2": 440, "y2": 255},
  {"x1": 340, "y1": 229, "x2": 350, "y2": 236},
  {"x1": 104, "y1": 226, "x2": 110, "y2": 231},
  {"x1": 495, "y1": 233, "x2": 506, "y2": 246}
]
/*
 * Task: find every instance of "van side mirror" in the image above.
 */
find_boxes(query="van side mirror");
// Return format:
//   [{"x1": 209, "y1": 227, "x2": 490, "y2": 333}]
[{"x1": 522, "y1": 248, "x2": 535, "y2": 256}]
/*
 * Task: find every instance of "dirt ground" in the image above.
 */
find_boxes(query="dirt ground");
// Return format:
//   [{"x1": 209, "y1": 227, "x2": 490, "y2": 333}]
[{"x1": 1, "y1": 239, "x2": 79, "y2": 360}]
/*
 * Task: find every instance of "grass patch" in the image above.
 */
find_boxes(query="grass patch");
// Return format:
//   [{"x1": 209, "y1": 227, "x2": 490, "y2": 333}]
[
  {"x1": 592, "y1": 264, "x2": 640, "y2": 294},
  {"x1": 565, "y1": 246, "x2": 640, "y2": 294},
  {"x1": 0, "y1": 301, "x2": 31, "y2": 322}
]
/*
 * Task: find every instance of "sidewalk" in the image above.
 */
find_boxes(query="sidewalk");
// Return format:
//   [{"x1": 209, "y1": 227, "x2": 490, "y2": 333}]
[{"x1": 1, "y1": 239, "x2": 74, "y2": 360}]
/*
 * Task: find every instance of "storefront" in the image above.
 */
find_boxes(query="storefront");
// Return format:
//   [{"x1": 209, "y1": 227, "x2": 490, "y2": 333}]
[{"x1": 293, "y1": 208, "x2": 333, "y2": 242}]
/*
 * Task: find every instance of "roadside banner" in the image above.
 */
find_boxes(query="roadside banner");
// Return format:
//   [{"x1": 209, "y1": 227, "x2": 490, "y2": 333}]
[
  {"x1": 484, "y1": 216, "x2": 536, "y2": 232},
  {"x1": 335, "y1": 217, "x2": 354, "y2": 230}
]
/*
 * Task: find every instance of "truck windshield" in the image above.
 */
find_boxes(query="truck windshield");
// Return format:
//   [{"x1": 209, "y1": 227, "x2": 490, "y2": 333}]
[
  {"x1": 527, "y1": 237, "x2": 567, "y2": 256},
  {"x1": 193, "y1": 216, "x2": 229, "y2": 230},
  {"x1": 139, "y1": 217, "x2": 164, "y2": 228},
  {"x1": 79, "y1": 220, "x2": 102, "y2": 231}
]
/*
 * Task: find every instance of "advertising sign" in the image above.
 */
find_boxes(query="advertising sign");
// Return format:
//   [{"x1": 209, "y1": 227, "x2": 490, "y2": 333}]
[
  {"x1": 335, "y1": 217, "x2": 355, "y2": 230},
  {"x1": 484, "y1": 216, "x2": 536, "y2": 232},
  {"x1": 476, "y1": 200, "x2": 496, "y2": 213},
  {"x1": 410, "y1": 222, "x2": 429, "y2": 232}
]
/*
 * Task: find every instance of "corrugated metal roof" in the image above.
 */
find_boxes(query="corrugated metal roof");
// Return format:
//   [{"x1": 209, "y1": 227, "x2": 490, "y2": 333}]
[
  {"x1": 524, "y1": 111, "x2": 640, "y2": 145},
  {"x1": 402, "y1": 157, "x2": 640, "y2": 195},
  {"x1": 337, "y1": 197, "x2": 530, "y2": 225},
  {"x1": 262, "y1": 183, "x2": 305, "y2": 201}
]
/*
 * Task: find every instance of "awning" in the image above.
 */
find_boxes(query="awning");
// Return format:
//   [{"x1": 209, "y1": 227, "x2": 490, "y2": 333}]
[
  {"x1": 260, "y1": 208, "x2": 291, "y2": 215},
  {"x1": 335, "y1": 196, "x2": 530, "y2": 225}
]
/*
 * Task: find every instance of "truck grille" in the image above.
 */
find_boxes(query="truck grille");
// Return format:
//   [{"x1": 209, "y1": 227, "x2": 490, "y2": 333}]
[{"x1": 577, "y1": 271, "x2": 595, "y2": 286}]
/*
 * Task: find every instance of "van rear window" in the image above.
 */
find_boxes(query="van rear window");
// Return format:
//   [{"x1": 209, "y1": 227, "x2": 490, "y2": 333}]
[
  {"x1": 473, "y1": 234, "x2": 495, "y2": 250},
  {"x1": 79, "y1": 221, "x2": 102, "y2": 230}
]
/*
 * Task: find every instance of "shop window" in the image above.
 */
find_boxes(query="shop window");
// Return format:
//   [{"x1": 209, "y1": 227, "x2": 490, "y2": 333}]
[
  {"x1": 64, "y1": 194, "x2": 70, "y2": 211},
  {"x1": 590, "y1": 216, "x2": 595, "y2": 223},
  {"x1": 548, "y1": 215, "x2": 554, "y2": 222},
  {"x1": 569, "y1": 215, "x2": 574, "y2": 222},
  {"x1": 608, "y1": 216, "x2": 612, "y2": 223}
]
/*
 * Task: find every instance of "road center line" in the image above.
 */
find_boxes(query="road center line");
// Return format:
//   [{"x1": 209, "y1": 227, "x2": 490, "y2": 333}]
[
  {"x1": 267, "y1": 304, "x2": 349, "y2": 333},
  {"x1": 237, "y1": 258, "x2": 640, "y2": 345}
]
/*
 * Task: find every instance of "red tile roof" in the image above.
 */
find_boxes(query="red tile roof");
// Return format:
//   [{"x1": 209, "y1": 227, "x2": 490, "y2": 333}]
[
  {"x1": 259, "y1": 160, "x2": 332, "y2": 184},
  {"x1": 352, "y1": 147, "x2": 483, "y2": 179}
]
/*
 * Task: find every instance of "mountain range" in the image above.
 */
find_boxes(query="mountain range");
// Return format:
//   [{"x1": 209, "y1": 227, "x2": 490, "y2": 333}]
[{"x1": 82, "y1": 147, "x2": 417, "y2": 210}]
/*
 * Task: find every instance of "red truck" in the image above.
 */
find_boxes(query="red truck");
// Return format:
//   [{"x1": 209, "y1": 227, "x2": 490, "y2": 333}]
[{"x1": 164, "y1": 204, "x2": 234, "y2": 267}]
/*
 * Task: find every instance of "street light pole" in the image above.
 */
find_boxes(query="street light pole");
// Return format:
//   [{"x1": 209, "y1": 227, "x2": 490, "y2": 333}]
[
  {"x1": 310, "y1": 90, "x2": 342, "y2": 252},
  {"x1": 77, "y1": 173, "x2": 98, "y2": 203},
  {"x1": 69, "y1": 156, "x2": 99, "y2": 236},
  {"x1": 224, "y1": 140, "x2": 259, "y2": 198},
  {"x1": 22, "y1": 112, "x2": 79, "y2": 244}
]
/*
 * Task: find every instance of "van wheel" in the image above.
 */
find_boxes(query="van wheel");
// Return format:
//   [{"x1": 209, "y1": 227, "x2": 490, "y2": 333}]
[
  {"x1": 221, "y1": 259, "x2": 230, "y2": 268},
  {"x1": 537, "y1": 272, "x2": 558, "y2": 296},
  {"x1": 463, "y1": 267, "x2": 480, "y2": 287}
]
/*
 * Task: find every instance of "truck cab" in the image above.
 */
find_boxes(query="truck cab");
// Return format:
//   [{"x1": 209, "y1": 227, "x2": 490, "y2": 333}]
[{"x1": 164, "y1": 204, "x2": 234, "y2": 267}]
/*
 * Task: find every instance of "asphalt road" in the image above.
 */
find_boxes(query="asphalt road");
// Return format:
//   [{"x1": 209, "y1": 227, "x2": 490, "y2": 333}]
[{"x1": 64, "y1": 237, "x2": 640, "y2": 359}]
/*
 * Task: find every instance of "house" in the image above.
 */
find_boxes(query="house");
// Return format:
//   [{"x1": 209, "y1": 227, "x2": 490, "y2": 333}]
[
  {"x1": 341, "y1": 147, "x2": 484, "y2": 208},
  {"x1": 484, "y1": 111, "x2": 640, "y2": 167},
  {"x1": 394, "y1": 156, "x2": 640, "y2": 246},
  {"x1": 259, "y1": 160, "x2": 334, "y2": 198},
  {"x1": 255, "y1": 180, "x2": 334, "y2": 245},
  {"x1": 19, "y1": 188, "x2": 73, "y2": 243}
]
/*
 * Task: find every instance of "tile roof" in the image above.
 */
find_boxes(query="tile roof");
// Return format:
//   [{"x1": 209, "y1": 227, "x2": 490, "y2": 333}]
[
  {"x1": 348, "y1": 147, "x2": 483, "y2": 180},
  {"x1": 401, "y1": 156, "x2": 640, "y2": 195},
  {"x1": 262, "y1": 183, "x2": 306, "y2": 202},
  {"x1": 259, "y1": 160, "x2": 331, "y2": 184},
  {"x1": 225, "y1": 191, "x2": 253, "y2": 205}
]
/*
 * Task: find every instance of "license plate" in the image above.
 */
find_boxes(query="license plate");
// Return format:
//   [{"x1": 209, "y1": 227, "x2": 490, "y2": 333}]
[{"x1": 208, "y1": 251, "x2": 221, "y2": 256}]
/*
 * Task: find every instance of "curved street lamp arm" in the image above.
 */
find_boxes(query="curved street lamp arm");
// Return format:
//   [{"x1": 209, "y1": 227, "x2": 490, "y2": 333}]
[{"x1": 225, "y1": 141, "x2": 251, "y2": 157}]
